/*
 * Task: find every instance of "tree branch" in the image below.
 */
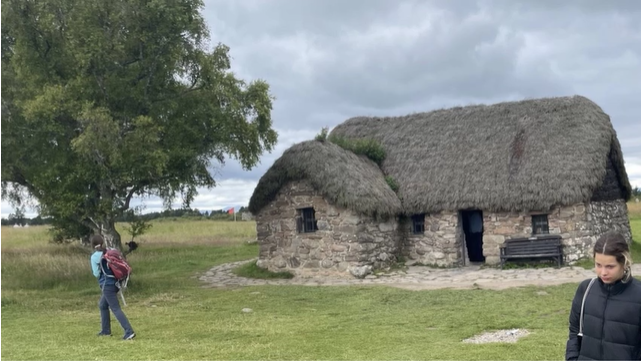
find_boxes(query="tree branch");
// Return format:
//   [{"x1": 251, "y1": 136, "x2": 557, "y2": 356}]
[
  {"x1": 151, "y1": 85, "x2": 204, "y2": 103},
  {"x1": 119, "y1": 185, "x2": 142, "y2": 212},
  {"x1": 92, "y1": 68, "x2": 108, "y2": 100},
  {"x1": 85, "y1": 216, "x2": 101, "y2": 231},
  {"x1": 120, "y1": 58, "x2": 141, "y2": 67}
]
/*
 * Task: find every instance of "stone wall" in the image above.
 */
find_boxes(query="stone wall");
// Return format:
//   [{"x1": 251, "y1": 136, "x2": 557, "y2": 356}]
[
  {"x1": 255, "y1": 182, "x2": 631, "y2": 275},
  {"x1": 398, "y1": 205, "x2": 598, "y2": 267},
  {"x1": 588, "y1": 199, "x2": 632, "y2": 245},
  {"x1": 400, "y1": 212, "x2": 462, "y2": 267},
  {"x1": 482, "y1": 204, "x2": 586, "y2": 264},
  {"x1": 255, "y1": 180, "x2": 399, "y2": 277},
  {"x1": 482, "y1": 200, "x2": 631, "y2": 264}
]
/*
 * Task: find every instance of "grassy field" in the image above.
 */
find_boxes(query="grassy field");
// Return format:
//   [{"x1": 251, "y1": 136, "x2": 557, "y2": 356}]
[{"x1": 1, "y1": 209, "x2": 640, "y2": 360}]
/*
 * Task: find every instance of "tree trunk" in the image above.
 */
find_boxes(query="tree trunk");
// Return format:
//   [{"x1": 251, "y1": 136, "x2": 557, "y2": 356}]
[{"x1": 92, "y1": 218, "x2": 123, "y2": 251}]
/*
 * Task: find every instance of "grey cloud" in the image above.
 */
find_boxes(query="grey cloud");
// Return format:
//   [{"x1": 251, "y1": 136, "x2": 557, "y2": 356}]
[
  {"x1": 206, "y1": 0, "x2": 407, "y2": 40},
  {"x1": 489, "y1": 0, "x2": 641, "y2": 17},
  {"x1": 200, "y1": 0, "x2": 640, "y2": 190}
]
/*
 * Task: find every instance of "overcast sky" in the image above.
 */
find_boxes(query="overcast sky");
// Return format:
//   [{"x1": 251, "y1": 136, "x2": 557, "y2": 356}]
[{"x1": 2, "y1": 0, "x2": 641, "y2": 218}]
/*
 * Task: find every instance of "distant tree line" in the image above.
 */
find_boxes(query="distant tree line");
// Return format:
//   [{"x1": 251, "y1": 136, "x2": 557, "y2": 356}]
[{"x1": 1, "y1": 206, "x2": 250, "y2": 226}]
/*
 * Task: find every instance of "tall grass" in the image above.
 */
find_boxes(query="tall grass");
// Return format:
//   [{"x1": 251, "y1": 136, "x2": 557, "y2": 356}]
[
  {"x1": 629, "y1": 218, "x2": 641, "y2": 263},
  {"x1": 134, "y1": 219, "x2": 256, "y2": 245},
  {"x1": 1, "y1": 220, "x2": 258, "y2": 295},
  {"x1": 1, "y1": 219, "x2": 257, "y2": 250},
  {"x1": 1, "y1": 244, "x2": 91, "y2": 290},
  {"x1": 627, "y1": 201, "x2": 641, "y2": 219}
]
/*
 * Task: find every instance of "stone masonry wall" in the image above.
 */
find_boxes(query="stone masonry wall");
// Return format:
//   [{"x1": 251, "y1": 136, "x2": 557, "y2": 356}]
[
  {"x1": 401, "y1": 212, "x2": 462, "y2": 267},
  {"x1": 255, "y1": 183, "x2": 631, "y2": 274},
  {"x1": 588, "y1": 199, "x2": 632, "y2": 245},
  {"x1": 483, "y1": 204, "x2": 588, "y2": 264},
  {"x1": 482, "y1": 200, "x2": 631, "y2": 265},
  {"x1": 255, "y1": 180, "x2": 399, "y2": 277}
]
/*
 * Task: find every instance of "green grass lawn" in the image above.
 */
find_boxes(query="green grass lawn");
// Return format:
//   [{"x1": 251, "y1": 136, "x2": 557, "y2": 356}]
[{"x1": 1, "y1": 211, "x2": 640, "y2": 360}]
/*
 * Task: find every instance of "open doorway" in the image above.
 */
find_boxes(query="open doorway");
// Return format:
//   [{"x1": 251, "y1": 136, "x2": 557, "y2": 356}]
[{"x1": 460, "y1": 210, "x2": 485, "y2": 263}]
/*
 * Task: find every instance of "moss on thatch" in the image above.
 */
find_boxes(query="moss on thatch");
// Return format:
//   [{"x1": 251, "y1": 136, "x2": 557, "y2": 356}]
[
  {"x1": 329, "y1": 95, "x2": 631, "y2": 214},
  {"x1": 327, "y1": 134, "x2": 387, "y2": 166},
  {"x1": 248, "y1": 140, "x2": 402, "y2": 218}
]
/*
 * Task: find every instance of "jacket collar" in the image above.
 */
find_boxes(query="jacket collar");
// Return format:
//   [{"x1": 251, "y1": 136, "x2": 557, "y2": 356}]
[{"x1": 597, "y1": 276, "x2": 632, "y2": 295}]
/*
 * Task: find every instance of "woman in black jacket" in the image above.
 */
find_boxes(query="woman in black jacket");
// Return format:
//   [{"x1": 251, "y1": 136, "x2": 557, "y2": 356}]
[{"x1": 565, "y1": 231, "x2": 641, "y2": 361}]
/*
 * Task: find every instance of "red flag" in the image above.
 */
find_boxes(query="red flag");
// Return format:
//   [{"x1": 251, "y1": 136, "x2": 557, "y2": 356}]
[{"x1": 227, "y1": 208, "x2": 234, "y2": 215}]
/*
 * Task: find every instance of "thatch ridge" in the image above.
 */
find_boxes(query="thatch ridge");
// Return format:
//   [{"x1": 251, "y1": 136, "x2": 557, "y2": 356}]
[
  {"x1": 329, "y1": 95, "x2": 631, "y2": 214},
  {"x1": 248, "y1": 140, "x2": 402, "y2": 218}
]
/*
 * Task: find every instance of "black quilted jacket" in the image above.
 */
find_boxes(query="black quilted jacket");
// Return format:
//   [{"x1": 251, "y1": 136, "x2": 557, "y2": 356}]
[{"x1": 565, "y1": 277, "x2": 641, "y2": 361}]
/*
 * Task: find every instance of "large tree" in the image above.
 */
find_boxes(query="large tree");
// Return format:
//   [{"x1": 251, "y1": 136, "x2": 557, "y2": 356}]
[{"x1": 1, "y1": 0, "x2": 278, "y2": 249}]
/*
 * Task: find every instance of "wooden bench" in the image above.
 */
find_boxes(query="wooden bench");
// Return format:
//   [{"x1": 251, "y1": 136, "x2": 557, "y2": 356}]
[{"x1": 500, "y1": 235, "x2": 563, "y2": 269}]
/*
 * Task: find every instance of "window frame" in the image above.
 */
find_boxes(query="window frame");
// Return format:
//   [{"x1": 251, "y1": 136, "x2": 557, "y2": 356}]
[
  {"x1": 531, "y1": 214, "x2": 549, "y2": 235},
  {"x1": 297, "y1": 207, "x2": 318, "y2": 233},
  {"x1": 410, "y1": 214, "x2": 425, "y2": 235}
]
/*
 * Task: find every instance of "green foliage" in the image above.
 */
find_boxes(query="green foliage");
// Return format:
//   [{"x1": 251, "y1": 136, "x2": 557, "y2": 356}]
[
  {"x1": 328, "y1": 135, "x2": 386, "y2": 166},
  {"x1": 232, "y1": 261, "x2": 294, "y2": 279},
  {"x1": 633, "y1": 187, "x2": 641, "y2": 199},
  {"x1": 1, "y1": 0, "x2": 278, "y2": 249},
  {"x1": 385, "y1": 176, "x2": 399, "y2": 192},
  {"x1": 315, "y1": 126, "x2": 329, "y2": 142},
  {"x1": 49, "y1": 220, "x2": 92, "y2": 245},
  {"x1": 123, "y1": 207, "x2": 152, "y2": 242}
]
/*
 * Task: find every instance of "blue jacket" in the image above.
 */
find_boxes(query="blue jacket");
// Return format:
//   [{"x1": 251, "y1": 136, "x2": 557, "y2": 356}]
[{"x1": 90, "y1": 251, "x2": 116, "y2": 287}]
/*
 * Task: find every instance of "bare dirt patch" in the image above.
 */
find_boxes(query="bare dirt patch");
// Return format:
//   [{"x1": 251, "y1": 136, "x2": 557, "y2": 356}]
[{"x1": 462, "y1": 329, "x2": 530, "y2": 344}]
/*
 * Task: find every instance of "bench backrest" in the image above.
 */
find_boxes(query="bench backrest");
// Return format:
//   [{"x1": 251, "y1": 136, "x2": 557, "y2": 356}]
[{"x1": 503, "y1": 236, "x2": 561, "y2": 254}]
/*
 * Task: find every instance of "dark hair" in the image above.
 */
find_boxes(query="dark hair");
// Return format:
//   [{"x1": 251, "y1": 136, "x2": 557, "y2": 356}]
[
  {"x1": 593, "y1": 231, "x2": 632, "y2": 282},
  {"x1": 90, "y1": 234, "x2": 105, "y2": 249}
]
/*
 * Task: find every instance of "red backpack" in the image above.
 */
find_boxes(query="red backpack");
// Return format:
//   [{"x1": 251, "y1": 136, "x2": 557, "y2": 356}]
[{"x1": 102, "y1": 249, "x2": 132, "y2": 284}]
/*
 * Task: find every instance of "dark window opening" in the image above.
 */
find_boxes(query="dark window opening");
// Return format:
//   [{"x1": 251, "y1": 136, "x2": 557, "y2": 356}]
[
  {"x1": 297, "y1": 207, "x2": 318, "y2": 233},
  {"x1": 532, "y1": 214, "x2": 549, "y2": 235},
  {"x1": 411, "y1": 214, "x2": 425, "y2": 234}
]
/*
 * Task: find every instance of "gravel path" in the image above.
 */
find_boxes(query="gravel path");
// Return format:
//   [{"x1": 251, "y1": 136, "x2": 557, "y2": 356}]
[{"x1": 198, "y1": 260, "x2": 641, "y2": 291}]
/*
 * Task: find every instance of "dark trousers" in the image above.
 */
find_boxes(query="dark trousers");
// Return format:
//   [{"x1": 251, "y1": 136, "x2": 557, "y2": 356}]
[{"x1": 99, "y1": 284, "x2": 134, "y2": 336}]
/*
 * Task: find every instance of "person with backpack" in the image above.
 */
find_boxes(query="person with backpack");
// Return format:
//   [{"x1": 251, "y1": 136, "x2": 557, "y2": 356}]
[
  {"x1": 565, "y1": 231, "x2": 640, "y2": 360},
  {"x1": 90, "y1": 234, "x2": 136, "y2": 340}
]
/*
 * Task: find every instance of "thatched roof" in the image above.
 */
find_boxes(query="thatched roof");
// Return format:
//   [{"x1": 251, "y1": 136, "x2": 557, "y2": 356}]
[
  {"x1": 248, "y1": 140, "x2": 402, "y2": 218},
  {"x1": 329, "y1": 95, "x2": 631, "y2": 214}
]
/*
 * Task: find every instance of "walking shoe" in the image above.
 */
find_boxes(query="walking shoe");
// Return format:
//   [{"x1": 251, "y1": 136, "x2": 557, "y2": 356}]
[
  {"x1": 97, "y1": 332, "x2": 112, "y2": 337},
  {"x1": 123, "y1": 332, "x2": 136, "y2": 340}
]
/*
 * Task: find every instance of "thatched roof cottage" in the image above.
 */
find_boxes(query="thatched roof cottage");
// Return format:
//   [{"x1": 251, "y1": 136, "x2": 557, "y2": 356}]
[{"x1": 248, "y1": 95, "x2": 632, "y2": 277}]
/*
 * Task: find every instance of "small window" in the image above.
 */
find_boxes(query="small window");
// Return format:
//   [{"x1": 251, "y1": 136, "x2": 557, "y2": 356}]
[
  {"x1": 411, "y1": 214, "x2": 425, "y2": 234},
  {"x1": 296, "y1": 207, "x2": 318, "y2": 233},
  {"x1": 532, "y1": 214, "x2": 549, "y2": 235}
]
